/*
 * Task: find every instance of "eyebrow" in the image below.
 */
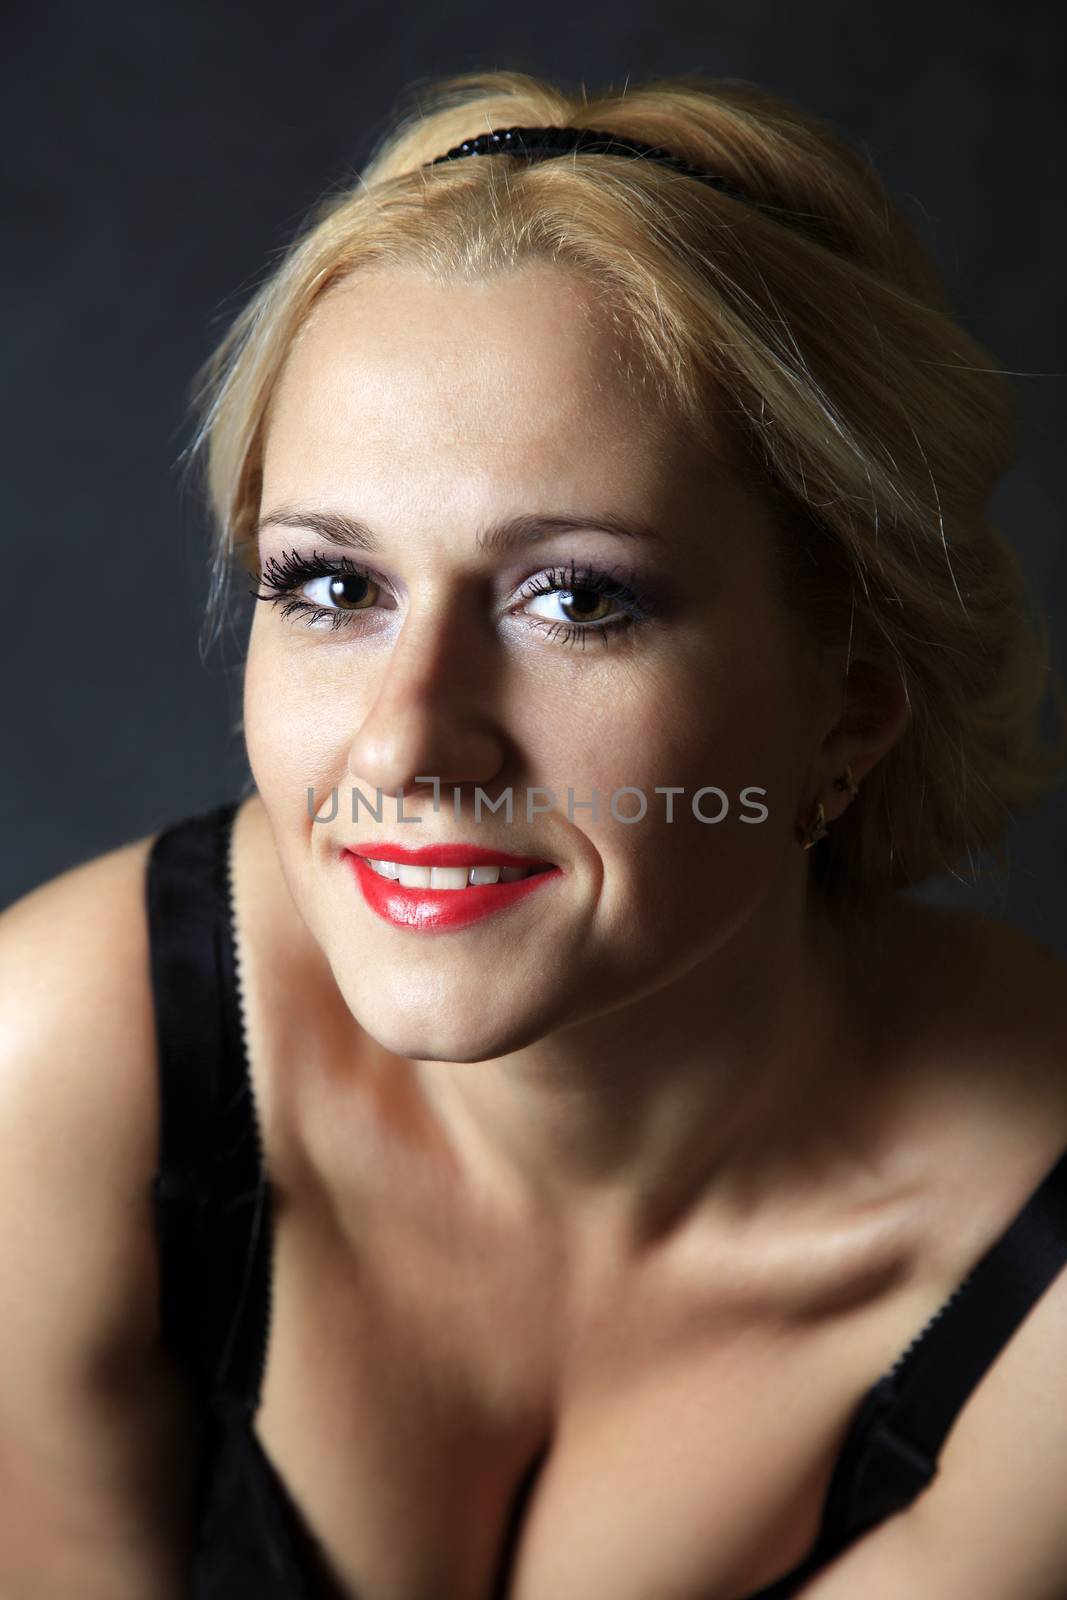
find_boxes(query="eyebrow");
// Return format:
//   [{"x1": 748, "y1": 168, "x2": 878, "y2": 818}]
[{"x1": 254, "y1": 506, "x2": 666, "y2": 557}]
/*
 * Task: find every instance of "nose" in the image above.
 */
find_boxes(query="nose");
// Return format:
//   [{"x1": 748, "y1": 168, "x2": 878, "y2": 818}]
[{"x1": 346, "y1": 595, "x2": 507, "y2": 802}]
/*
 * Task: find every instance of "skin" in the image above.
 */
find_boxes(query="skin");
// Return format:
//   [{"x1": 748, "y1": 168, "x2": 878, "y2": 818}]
[{"x1": 244, "y1": 259, "x2": 912, "y2": 1265}]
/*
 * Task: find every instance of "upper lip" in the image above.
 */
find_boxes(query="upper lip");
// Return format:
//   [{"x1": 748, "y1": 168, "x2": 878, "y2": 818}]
[{"x1": 346, "y1": 842, "x2": 555, "y2": 868}]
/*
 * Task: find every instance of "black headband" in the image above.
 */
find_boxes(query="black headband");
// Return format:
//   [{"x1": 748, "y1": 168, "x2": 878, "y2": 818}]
[{"x1": 425, "y1": 124, "x2": 761, "y2": 209}]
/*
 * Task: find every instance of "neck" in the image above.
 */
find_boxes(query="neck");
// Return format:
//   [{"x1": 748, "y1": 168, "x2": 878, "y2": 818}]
[{"x1": 411, "y1": 882, "x2": 884, "y2": 1256}]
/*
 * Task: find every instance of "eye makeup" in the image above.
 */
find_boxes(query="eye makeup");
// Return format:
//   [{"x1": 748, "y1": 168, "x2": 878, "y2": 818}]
[{"x1": 251, "y1": 547, "x2": 660, "y2": 650}]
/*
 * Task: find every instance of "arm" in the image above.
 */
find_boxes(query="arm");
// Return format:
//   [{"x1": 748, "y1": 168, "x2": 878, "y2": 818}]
[
  {"x1": 796, "y1": 1263, "x2": 1067, "y2": 1600},
  {"x1": 0, "y1": 838, "x2": 202, "y2": 1599}
]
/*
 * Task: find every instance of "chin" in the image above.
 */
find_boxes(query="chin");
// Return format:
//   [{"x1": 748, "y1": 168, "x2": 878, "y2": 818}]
[{"x1": 342, "y1": 984, "x2": 564, "y2": 1065}]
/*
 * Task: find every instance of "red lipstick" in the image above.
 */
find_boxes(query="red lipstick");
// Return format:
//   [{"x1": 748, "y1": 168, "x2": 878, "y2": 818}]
[{"x1": 342, "y1": 843, "x2": 562, "y2": 932}]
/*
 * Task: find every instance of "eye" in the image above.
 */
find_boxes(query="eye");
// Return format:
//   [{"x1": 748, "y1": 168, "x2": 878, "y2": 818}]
[
  {"x1": 523, "y1": 585, "x2": 615, "y2": 628},
  {"x1": 301, "y1": 571, "x2": 380, "y2": 612},
  {"x1": 514, "y1": 561, "x2": 653, "y2": 647},
  {"x1": 251, "y1": 548, "x2": 392, "y2": 633}
]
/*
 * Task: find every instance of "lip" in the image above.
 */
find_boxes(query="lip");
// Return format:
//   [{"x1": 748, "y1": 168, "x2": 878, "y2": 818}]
[
  {"x1": 342, "y1": 848, "x2": 562, "y2": 932},
  {"x1": 346, "y1": 842, "x2": 554, "y2": 868}
]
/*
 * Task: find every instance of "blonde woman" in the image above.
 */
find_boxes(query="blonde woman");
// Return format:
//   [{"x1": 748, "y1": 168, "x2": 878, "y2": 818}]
[{"x1": 3, "y1": 70, "x2": 1067, "y2": 1600}]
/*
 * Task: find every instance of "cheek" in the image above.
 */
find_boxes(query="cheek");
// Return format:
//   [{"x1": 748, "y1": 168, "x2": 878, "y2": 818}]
[
  {"x1": 577, "y1": 638, "x2": 804, "y2": 839},
  {"x1": 243, "y1": 629, "x2": 346, "y2": 805},
  {"x1": 244, "y1": 631, "x2": 290, "y2": 790},
  {"x1": 570, "y1": 641, "x2": 807, "y2": 934}
]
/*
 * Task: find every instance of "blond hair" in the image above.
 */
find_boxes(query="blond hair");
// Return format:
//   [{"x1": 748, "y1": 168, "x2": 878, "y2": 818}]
[{"x1": 188, "y1": 68, "x2": 1067, "y2": 906}]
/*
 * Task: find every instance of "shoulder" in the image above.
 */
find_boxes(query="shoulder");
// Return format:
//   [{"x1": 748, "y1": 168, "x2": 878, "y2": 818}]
[
  {"x1": 0, "y1": 826, "x2": 204, "y2": 1591},
  {"x1": 806, "y1": 900, "x2": 1067, "y2": 1597},
  {"x1": 0, "y1": 827, "x2": 164, "y2": 1375},
  {"x1": 907, "y1": 1238, "x2": 1067, "y2": 1596},
  {"x1": 913, "y1": 905, "x2": 1067, "y2": 1569},
  {"x1": 805, "y1": 1227, "x2": 1067, "y2": 1599}
]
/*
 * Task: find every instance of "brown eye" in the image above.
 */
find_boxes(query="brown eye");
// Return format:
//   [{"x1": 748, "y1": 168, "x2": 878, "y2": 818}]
[
  {"x1": 558, "y1": 588, "x2": 611, "y2": 623},
  {"x1": 315, "y1": 573, "x2": 379, "y2": 611},
  {"x1": 525, "y1": 585, "x2": 615, "y2": 627},
  {"x1": 512, "y1": 560, "x2": 653, "y2": 649},
  {"x1": 252, "y1": 548, "x2": 393, "y2": 633}
]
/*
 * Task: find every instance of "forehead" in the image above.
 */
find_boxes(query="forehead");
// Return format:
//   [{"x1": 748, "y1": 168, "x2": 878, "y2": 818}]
[
  {"x1": 276, "y1": 263, "x2": 650, "y2": 423},
  {"x1": 262, "y1": 264, "x2": 712, "y2": 507}
]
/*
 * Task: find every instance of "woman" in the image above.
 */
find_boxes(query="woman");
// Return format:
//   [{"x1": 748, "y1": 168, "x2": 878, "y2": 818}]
[{"x1": 3, "y1": 68, "x2": 1067, "y2": 1600}]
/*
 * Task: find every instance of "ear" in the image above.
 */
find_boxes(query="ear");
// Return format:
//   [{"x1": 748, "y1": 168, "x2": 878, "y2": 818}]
[{"x1": 804, "y1": 650, "x2": 911, "y2": 827}]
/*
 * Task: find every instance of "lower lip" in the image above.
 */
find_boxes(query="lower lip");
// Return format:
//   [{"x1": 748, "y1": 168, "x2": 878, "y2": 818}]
[{"x1": 343, "y1": 852, "x2": 563, "y2": 932}]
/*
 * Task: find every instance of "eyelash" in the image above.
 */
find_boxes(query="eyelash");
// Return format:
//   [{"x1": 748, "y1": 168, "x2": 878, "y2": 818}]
[{"x1": 250, "y1": 548, "x2": 655, "y2": 649}]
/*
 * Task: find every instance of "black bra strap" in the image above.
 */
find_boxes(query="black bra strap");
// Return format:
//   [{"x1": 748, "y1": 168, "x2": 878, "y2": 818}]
[
  {"x1": 146, "y1": 799, "x2": 272, "y2": 1415},
  {"x1": 818, "y1": 1140, "x2": 1067, "y2": 1549}
]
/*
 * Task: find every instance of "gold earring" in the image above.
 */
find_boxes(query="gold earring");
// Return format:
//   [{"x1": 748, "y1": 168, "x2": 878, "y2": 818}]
[
  {"x1": 799, "y1": 766, "x2": 862, "y2": 850},
  {"x1": 798, "y1": 801, "x2": 828, "y2": 850}
]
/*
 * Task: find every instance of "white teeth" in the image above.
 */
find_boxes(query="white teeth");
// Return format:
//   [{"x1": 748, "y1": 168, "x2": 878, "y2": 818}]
[
  {"x1": 361, "y1": 857, "x2": 543, "y2": 889},
  {"x1": 397, "y1": 863, "x2": 432, "y2": 888},
  {"x1": 430, "y1": 867, "x2": 470, "y2": 890},
  {"x1": 468, "y1": 865, "x2": 501, "y2": 886}
]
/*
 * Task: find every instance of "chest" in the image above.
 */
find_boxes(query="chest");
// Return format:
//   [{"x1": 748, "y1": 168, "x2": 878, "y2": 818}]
[{"x1": 250, "y1": 1178, "x2": 939, "y2": 1600}]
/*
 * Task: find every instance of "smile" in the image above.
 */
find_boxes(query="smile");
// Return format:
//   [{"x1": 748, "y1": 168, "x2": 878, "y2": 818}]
[{"x1": 342, "y1": 850, "x2": 562, "y2": 932}]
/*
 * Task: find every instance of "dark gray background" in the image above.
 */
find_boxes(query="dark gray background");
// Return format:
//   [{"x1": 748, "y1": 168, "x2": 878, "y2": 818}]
[{"x1": 5, "y1": 0, "x2": 1065, "y2": 951}]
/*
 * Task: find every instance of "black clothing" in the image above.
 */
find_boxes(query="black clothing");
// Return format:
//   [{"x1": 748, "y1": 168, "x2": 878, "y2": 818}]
[{"x1": 146, "y1": 799, "x2": 1067, "y2": 1599}]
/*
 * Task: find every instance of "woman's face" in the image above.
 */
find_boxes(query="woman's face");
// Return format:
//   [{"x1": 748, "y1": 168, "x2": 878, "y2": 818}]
[{"x1": 245, "y1": 263, "x2": 840, "y2": 1063}]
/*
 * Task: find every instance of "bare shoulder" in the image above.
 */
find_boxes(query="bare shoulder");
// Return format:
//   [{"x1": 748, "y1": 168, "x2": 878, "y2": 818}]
[
  {"x1": 801, "y1": 898, "x2": 1067, "y2": 1596},
  {"x1": 1, "y1": 830, "x2": 160, "y2": 1188},
  {"x1": 0, "y1": 827, "x2": 198, "y2": 1594},
  {"x1": 802, "y1": 1136, "x2": 1067, "y2": 1600},
  {"x1": 800, "y1": 1228, "x2": 1067, "y2": 1600},
  {"x1": 0, "y1": 826, "x2": 166, "y2": 1368}
]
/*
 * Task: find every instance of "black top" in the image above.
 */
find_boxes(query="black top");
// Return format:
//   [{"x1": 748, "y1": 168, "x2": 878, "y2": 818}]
[{"x1": 146, "y1": 799, "x2": 1067, "y2": 1600}]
